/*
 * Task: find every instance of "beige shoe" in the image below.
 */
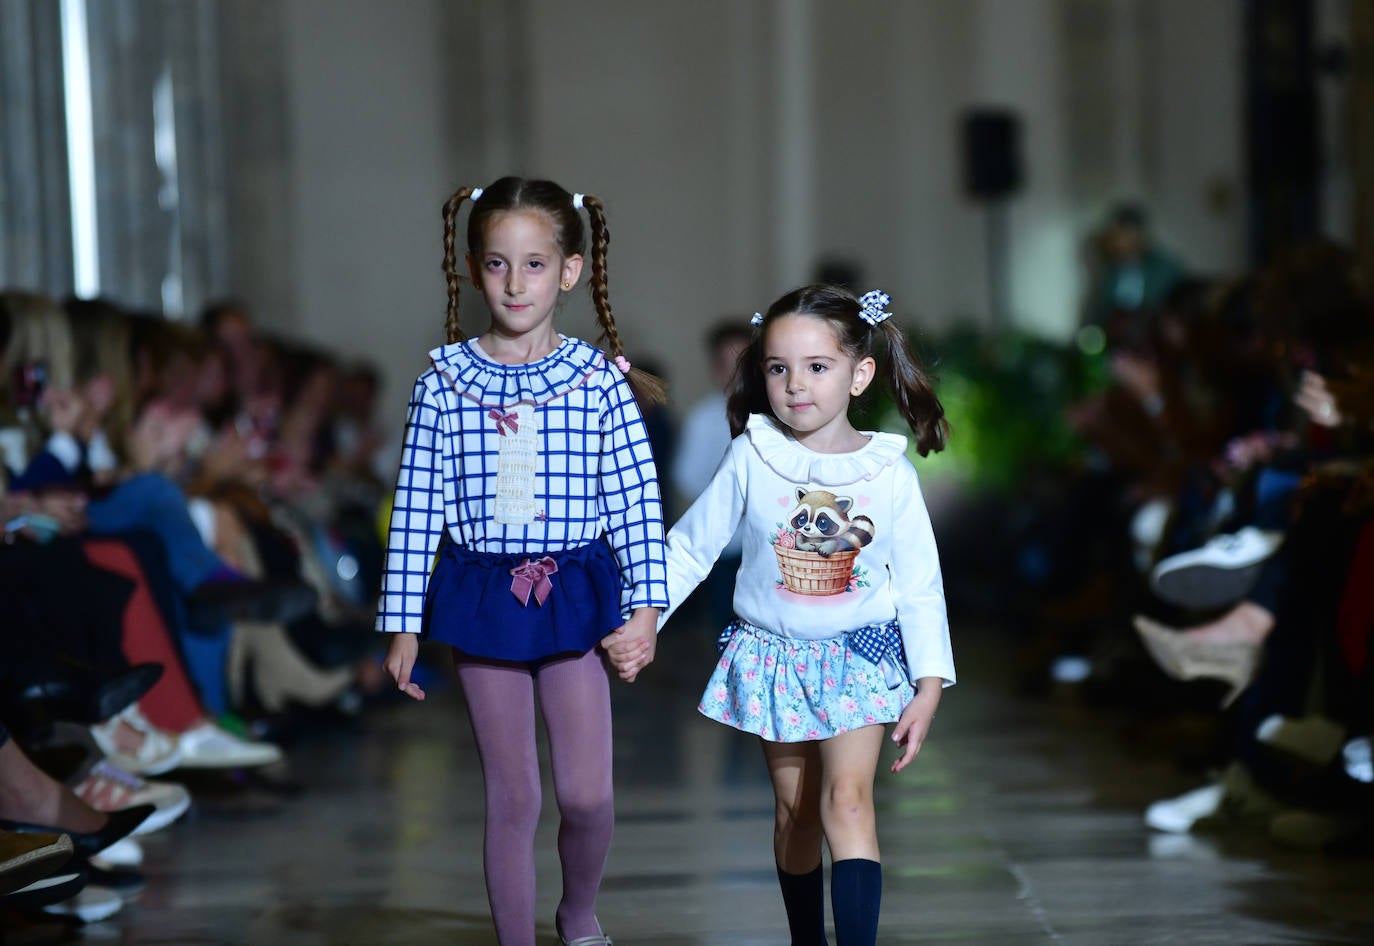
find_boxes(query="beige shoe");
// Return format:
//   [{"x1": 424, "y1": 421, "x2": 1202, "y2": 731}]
[
  {"x1": 89, "y1": 706, "x2": 183, "y2": 776},
  {"x1": 1133, "y1": 616, "x2": 1259, "y2": 706},
  {"x1": 228, "y1": 622, "x2": 352, "y2": 713}
]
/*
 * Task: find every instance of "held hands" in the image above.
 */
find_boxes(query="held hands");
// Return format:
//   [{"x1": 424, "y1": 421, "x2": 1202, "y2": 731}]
[
  {"x1": 890, "y1": 680, "x2": 941, "y2": 773},
  {"x1": 601, "y1": 608, "x2": 660, "y2": 683},
  {"x1": 382, "y1": 633, "x2": 426, "y2": 701}
]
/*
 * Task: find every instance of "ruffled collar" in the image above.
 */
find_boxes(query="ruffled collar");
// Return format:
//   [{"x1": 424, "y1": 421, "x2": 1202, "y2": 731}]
[
  {"x1": 746, "y1": 413, "x2": 907, "y2": 485},
  {"x1": 429, "y1": 335, "x2": 605, "y2": 408}
]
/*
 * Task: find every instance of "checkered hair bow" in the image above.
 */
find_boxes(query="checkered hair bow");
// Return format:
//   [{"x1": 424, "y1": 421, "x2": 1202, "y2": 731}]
[{"x1": 857, "y1": 290, "x2": 893, "y2": 326}]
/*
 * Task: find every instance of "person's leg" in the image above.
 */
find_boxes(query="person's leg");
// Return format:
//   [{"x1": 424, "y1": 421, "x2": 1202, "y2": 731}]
[
  {"x1": 1, "y1": 539, "x2": 133, "y2": 670},
  {"x1": 537, "y1": 648, "x2": 615, "y2": 942},
  {"x1": 456, "y1": 654, "x2": 541, "y2": 946},
  {"x1": 82, "y1": 538, "x2": 206, "y2": 733},
  {"x1": 818, "y1": 726, "x2": 886, "y2": 946},
  {"x1": 1251, "y1": 467, "x2": 1303, "y2": 532},
  {"x1": 86, "y1": 473, "x2": 225, "y2": 591},
  {"x1": 0, "y1": 737, "x2": 104, "y2": 833},
  {"x1": 761, "y1": 738, "x2": 828, "y2": 946},
  {"x1": 113, "y1": 530, "x2": 234, "y2": 715}
]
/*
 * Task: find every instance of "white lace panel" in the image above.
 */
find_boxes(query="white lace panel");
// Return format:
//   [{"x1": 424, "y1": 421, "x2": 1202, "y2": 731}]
[{"x1": 493, "y1": 404, "x2": 539, "y2": 524}]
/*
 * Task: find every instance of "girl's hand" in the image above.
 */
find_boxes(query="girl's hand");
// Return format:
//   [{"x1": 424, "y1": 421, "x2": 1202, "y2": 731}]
[
  {"x1": 382, "y1": 633, "x2": 426, "y2": 701},
  {"x1": 600, "y1": 608, "x2": 659, "y2": 683},
  {"x1": 890, "y1": 682, "x2": 941, "y2": 773}
]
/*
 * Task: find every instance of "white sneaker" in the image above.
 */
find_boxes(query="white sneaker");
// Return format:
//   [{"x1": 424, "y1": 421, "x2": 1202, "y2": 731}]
[
  {"x1": 1130, "y1": 498, "x2": 1173, "y2": 571},
  {"x1": 42, "y1": 885, "x2": 123, "y2": 922},
  {"x1": 1150, "y1": 527, "x2": 1284, "y2": 609},
  {"x1": 90, "y1": 837, "x2": 143, "y2": 868},
  {"x1": 175, "y1": 722, "x2": 282, "y2": 769},
  {"x1": 1344, "y1": 737, "x2": 1373, "y2": 784},
  {"x1": 89, "y1": 706, "x2": 183, "y2": 776},
  {"x1": 75, "y1": 760, "x2": 191, "y2": 836},
  {"x1": 1147, "y1": 832, "x2": 1220, "y2": 861},
  {"x1": 1144, "y1": 783, "x2": 1224, "y2": 833}
]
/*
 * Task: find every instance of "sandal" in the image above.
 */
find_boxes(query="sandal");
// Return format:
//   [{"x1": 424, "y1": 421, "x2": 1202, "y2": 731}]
[{"x1": 557, "y1": 919, "x2": 612, "y2": 946}]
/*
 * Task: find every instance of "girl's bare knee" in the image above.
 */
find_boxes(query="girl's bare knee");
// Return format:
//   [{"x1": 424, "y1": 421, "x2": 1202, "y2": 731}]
[{"x1": 821, "y1": 781, "x2": 873, "y2": 828}]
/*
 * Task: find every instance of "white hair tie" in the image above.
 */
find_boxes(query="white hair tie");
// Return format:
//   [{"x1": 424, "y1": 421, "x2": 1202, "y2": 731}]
[
  {"x1": 858, "y1": 290, "x2": 893, "y2": 326},
  {"x1": 572, "y1": 193, "x2": 585, "y2": 209},
  {"x1": 750, "y1": 312, "x2": 764, "y2": 326},
  {"x1": 470, "y1": 187, "x2": 484, "y2": 201}
]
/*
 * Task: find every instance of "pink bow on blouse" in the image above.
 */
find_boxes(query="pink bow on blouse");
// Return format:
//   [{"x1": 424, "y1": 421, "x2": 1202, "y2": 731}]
[
  {"x1": 488, "y1": 408, "x2": 520, "y2": 436},
  {"x1": 509, "y1": 557, "x2": 559, "y2": 607}
]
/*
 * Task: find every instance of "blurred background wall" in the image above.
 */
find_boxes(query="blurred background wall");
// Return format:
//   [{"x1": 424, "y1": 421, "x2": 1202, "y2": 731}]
[{"x1": 1, "y1": 0, "x2": 1364, "y2": 425}]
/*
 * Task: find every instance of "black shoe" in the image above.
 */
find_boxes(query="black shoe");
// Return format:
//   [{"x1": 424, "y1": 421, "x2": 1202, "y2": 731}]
[
  {"x1": 9, "y1": 660, "x2": 163, "y2": 730},
  {"x1": 0, "y1": 805, "x2": 154, "y2": 860},
  {"x1": 188, "y1": 578, "x2": 318, "y2": 628},
  {"x1": 0, "y1": 868, "x2": 87, "y2": 910},
  {"x1": 0, "y1": 832, "x2": 74, "y2": 896}
]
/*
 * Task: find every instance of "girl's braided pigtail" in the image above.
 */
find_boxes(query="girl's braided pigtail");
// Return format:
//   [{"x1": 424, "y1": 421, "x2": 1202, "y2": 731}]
[
  {"x1": 581, "y1": 194, "x2": 667, "y2": 404},
  {"x1": 441, "y1": 187, "x2": 478, "y2": 344},
  {"x1": 878, "y1": 319, "x2": 949, "y2": 456}
]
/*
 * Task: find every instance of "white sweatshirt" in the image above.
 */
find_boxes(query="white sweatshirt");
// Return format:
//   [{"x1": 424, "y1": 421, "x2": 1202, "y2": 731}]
[{"x1": 661, "y1": 414, "x2": 955, "y2": 687}]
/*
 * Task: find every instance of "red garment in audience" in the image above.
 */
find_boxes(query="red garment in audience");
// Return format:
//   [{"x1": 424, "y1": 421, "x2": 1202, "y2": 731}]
[
  {"x1": 1336, "y1": 520, "x2": 1374, "y2": 678},
  {"x1": 82, "y1": 538, "x2": 203, "y2": 733}
]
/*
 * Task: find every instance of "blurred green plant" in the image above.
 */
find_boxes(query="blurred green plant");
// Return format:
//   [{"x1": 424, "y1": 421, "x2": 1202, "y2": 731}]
[{"x1": 864, "y1": 327, "x2": 1112, "y2": 493}]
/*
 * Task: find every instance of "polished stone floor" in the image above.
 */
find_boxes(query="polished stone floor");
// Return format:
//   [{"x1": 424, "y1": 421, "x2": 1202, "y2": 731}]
[{"x1": 9, "y1": 623, "x2": 1374, "y2": 945}]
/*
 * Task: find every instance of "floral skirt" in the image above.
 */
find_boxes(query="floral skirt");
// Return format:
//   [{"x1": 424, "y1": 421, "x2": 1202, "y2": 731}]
[{"x1": 698, "y1": 619, "x2": 916, "y2": 742}]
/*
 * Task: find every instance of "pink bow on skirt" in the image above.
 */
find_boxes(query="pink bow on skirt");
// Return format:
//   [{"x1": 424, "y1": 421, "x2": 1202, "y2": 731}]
[{"x1": 509, "y1": 557, "x2": 559, "y2": 607}]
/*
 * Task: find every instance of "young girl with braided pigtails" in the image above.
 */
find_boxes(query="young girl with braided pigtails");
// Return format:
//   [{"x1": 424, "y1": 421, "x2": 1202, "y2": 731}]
[
  {"x1": 605, "y1": 284, "x2": 955, "y2": 946},
  {"x1": 378, "y1": 176, "x2": 668, "y2": 946}
]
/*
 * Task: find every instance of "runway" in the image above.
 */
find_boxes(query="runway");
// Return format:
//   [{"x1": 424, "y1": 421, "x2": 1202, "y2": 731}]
[{"x1": 10, "y1": 622, "x2": 1374, "y2": 945}]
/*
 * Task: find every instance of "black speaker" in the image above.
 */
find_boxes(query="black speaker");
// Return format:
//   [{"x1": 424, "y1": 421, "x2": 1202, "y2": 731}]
[{"x1": 961, "y1": 109, "x2": 1023, "y2": 200}]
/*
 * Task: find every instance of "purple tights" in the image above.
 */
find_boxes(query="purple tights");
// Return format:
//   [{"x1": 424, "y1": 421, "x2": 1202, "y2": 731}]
[{"x1": 455, "y1": 647, "x2": 614, "y2": 946}]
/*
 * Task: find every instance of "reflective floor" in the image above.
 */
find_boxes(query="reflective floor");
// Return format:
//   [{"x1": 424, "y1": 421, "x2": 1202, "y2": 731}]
[{"x1": 8, "y1": 623, "x2": 1374, "y2": 944}]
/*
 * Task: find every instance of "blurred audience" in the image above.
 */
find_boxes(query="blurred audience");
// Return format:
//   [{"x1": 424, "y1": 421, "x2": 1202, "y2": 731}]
[
  {"x1": 1082, "y1": 202, "x2": 1186, "y2": 342},
  {"x1": 672, "y1": 320, "x2": 751, "y2": 628},
  {"x1": 1, "y1": 290, "x2": 391, "y2": 922},
  {"x1": 5, "y1": 215, "x2": 1372, "y2": 923},
  {"x1": 1022, "y1": 235, "x2": 1374, "y2": 853}
]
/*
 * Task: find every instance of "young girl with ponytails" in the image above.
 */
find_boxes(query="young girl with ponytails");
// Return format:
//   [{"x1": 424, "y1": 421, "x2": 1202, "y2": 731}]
[
  {"x1": 606, "y1": 284, "x2": 955, "y2": 946},
  {"x1": 378, "y1": 176, "x2": 667, "y2": 946}
]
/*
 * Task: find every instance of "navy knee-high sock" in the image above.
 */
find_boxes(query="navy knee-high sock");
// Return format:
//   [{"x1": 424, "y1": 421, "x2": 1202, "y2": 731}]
[
  {"x1": 830, "y1": 858, "x2": 881, "y2": 946},
  {"x1": 776, "y1": 864, "x2": 828, "y2": 946}
]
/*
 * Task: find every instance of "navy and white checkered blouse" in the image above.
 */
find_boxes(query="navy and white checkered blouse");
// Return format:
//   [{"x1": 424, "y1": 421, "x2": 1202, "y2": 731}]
[{"x1": 375, "y1": 336, "x2": 669, "y2": 634}]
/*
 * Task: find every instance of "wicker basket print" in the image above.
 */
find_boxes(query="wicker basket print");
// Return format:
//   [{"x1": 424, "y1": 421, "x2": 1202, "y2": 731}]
[{"x1": 774, "y1": 546, "x2": 859, "y2": 596}]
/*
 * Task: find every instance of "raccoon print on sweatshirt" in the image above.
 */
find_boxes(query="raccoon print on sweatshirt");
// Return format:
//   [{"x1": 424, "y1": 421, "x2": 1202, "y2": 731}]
[{"x1": 787, "y1": 488, "x2": 876, "y2": 557}]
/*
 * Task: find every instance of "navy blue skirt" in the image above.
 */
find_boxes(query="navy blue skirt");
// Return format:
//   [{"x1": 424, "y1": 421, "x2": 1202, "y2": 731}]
[{"x1": 422, "y1": 539, "x2": 626, "y2": 661}]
